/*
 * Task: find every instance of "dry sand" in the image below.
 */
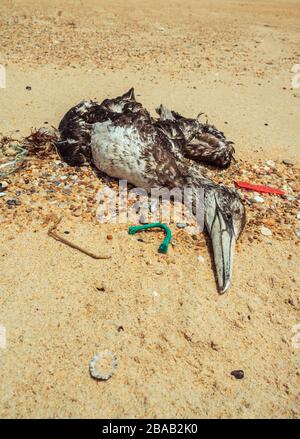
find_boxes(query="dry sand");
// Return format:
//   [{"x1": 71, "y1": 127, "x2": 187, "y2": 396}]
[{"x1": 0, "y1": 0, "x2": 299, "y2": 418}]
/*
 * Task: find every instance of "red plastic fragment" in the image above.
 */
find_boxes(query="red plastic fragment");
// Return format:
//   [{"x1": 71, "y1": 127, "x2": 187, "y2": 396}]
[{"x1": 234, "y1": 180, "x2": 285, "y2": 196}]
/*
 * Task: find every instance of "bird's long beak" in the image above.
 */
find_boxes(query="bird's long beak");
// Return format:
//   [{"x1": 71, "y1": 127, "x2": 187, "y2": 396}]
[{"x1": 205, "y1": 193, "x2": 237, "y2": 293}]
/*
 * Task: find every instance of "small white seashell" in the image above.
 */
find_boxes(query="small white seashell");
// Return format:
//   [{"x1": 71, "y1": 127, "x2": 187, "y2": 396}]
[
  {"x1": 265, "y1": 160, "x2": 276, "y2": 168},
  {"x1": 260, "y1": 226, "x2": 273, "y2": 237},
  {"x1": 252, "y1": 195, "x2": 264, "y2": 203},
  {"x1": 197, "y1": 255, "x2": 205, "y2": 262}
]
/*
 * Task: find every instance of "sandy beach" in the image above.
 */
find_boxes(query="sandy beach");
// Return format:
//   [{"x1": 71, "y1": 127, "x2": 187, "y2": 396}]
[{"x1": 0, "y1": 0, "x2": 299, "y2": 418}]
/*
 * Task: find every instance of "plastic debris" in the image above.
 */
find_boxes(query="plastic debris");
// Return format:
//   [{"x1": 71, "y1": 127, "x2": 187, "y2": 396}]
[
  {"x1": 128, "y1": 222, "x2": 172, "y2": 254},
  {"x1": 89, "y1": 350, "x2": 118, "y2": 381},
  {"x1": 0, "y1": 144, "x2": 28, "y2": 177},
  {"x1": 235, "y1": 180, "x2": 285, "y2": 196}
]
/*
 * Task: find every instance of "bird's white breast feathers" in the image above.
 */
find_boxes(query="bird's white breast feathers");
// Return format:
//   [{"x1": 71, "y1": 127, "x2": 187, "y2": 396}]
[{"x1": 90, "y1": 121, "x2": 150, "y2": 188}]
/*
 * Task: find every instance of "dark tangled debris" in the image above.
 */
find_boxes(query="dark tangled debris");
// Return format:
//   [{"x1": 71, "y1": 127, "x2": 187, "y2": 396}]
[{"x1": 24, "y1": 127, "x2": 59, "y2": 158}]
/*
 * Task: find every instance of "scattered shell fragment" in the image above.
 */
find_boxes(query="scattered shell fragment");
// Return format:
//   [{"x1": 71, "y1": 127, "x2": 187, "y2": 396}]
[
  {"x1": 197, "y1": 255, "x2": 205, "y2": 262},
  {"x1": 282, "y1": 159, "x2": 294, "y2": 166},
  {"x1": 260, "y1": 226, "x2": 273, "y2": 237},
  {"x1": 176, "y1": 223, "x2": 187, "y2": 229},
  {"x1": 89, "y1": 351, "x2": 118, "y2": 381},
  {"x1": 297, "y1": 211, "x2": 300, "y2": 220},
  {"x1": 0, "y1": 181, "x2": 8, "y2": 191},
  {"x1": 0, "y1": 129, "x2": 299, "y2": 244},
  {"x1": 6, "y1": 198, "x2": 21, "y2": 207},
  {"x1": 252, "y1": 195, "x2": 264, "y2": 203},
  {"x1": 265, "y1": 160, "x2": 276, "y2": 168},
  {"x1": 283, "y1": 195, "x2": 295, "y2": 201}
]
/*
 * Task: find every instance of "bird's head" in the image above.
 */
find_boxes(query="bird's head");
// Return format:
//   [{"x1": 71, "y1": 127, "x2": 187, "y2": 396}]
[
  {"x1": 204, "y1": 185, "x2": 246, "y2": 293},
  {"x1": 101, "y1": 88, "x2": 136, "y2": 113}
]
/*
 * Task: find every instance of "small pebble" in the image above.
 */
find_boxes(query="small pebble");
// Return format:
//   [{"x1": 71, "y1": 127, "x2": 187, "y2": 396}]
[
  {"x1": 73, "y1": 208, "x2": 82, "y2": 217},
  {"x1": 252, "y1": 195, "x2": 264, "y2": 203},
  {"x1": 295, "y1": 231, "x2": 300, "y2": 239},
  {"x1": 25, "y1": 86, "x2": 32, "y2": 90},
  {"x1": 106, "y1": 234, "x2": 113, "y2": 240},
  {"x1": 297, "y1": 211, "x2": 300, "y2": 220},
  {"x1": 6, "y1": 199, "x2": 20, "y2": 206},
  {"x1": 282, "y1": 159, "x2": 294, "y2": 166},
  {"x1": 197, "y1": 255, "x2": 205, "y2": 262},
  {"x1": 231, "y1": 370, "x2": 244, "y2": 379},
  {"x1": 176, "y1": 222, "x2": 187, "y2": 229},
  {"x1": 260, "y1": 226, "x2": 272, "y2": 237},
  {"x1": 0, "y1": 181, "x2": 8, "y2": 191},
  {"x1": 265, "y1": 160, "x2": 276, "y2": 168},
  {"x1": 139, "y1": 213, "x2": 148, "y2": 224},
  {"x1": 283, "y1": 195, "x2": 295, "y2": 201}
]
